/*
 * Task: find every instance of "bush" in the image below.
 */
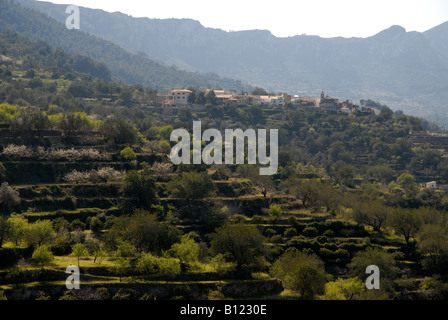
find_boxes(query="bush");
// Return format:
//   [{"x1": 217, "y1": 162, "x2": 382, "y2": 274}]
[
  {"x1": 316, "y1": 236, "x2": 328, "y2": 244},
  {"x1": 319, "y1": 247, "x2": 336, "y2": 259},
  {"x1": 284, "y1": 228, "x2": 298, "y2": 238},
  {"x1": 136, "y1": 253, "x2": 181, "y2": 278},
  {"x1": 251, "y1": 215, "x2": 264, "y2": 224},
  {"x1": 335, "y1": 249, "x2": 350, "y2": 259},
  {"x1": 270, "y1": 248, "x2": 327, "y2": 299},
  {"x1": 265, "y1": 228, "x2": 277, "y2": 237},
  {"x1": 288, "y1": 216, "x2": 299, "y2": 227},
  {"x1": 323, "y1": 229, "x2": 335, "y2": 237},
  {"x1": 270, "y1": 235, "x2": 283, "y2": 244},
  {"x1": 303, "y1": 226, "x2": 318, "y2": 237},
  {"x1": 0, "y1": 182, "x2": 20, "y2": 212},
  {"x1": 120, "y1": 147, "x2": 137, "y2": 160},
  {"x1": 112, "y1": 288, "x2": 137, "y2": 300},
  {"x1": 95, "y1": 287, "x2": 110, "y2": 300}
]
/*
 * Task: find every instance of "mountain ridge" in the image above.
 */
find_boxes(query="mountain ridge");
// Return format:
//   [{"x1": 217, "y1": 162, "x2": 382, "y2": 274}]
[
  {"x1": 13, "y1": 0, "x2": 448, "y2": 127},
  {"x1": 0, "y1": 0, "x2": 251, "y2": 92}
]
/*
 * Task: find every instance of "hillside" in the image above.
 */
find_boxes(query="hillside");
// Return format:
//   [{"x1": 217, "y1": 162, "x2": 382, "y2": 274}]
[
  {"x1": 16, "y1": 0, "x2": 448, "y2": 127},
  {"x1": 2, "y1": 27, "x2": 448, "y2": 303},
  {"x1": 0, "y1": 0, "x2": 251, "y2": 92}
]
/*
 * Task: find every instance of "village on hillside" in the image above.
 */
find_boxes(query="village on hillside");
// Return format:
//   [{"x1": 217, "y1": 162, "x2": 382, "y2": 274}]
[{"x1": 160, "y1": 89, "x2": 381, "y2": 115}]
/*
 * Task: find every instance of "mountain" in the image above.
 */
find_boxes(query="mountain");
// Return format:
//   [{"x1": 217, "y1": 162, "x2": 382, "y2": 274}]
[
  {"x1": 15, "y1": 0, "x2": 448, "y2": 127},
  {"x1": 0, "y1": 0, "x2": 251, "y2": 92}
]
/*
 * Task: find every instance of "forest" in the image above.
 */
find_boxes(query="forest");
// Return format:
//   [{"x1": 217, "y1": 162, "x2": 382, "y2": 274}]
[{"x1": 0, "y1": 28, "x2": 448, "y2": 302}]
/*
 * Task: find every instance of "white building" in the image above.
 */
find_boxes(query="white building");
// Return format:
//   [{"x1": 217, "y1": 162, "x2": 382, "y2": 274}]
[
  {"x1": 270, "y1": 96, "x2": 286, "y2": 107},
  {"x1": 424, "y1": 181, "x2": 437, "y2": 189},
  {"x1": 171, "y1": 89, "x2": 192, "y2": 106}
]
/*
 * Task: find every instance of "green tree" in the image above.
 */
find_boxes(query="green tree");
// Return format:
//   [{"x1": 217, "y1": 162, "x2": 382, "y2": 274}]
[
  {"x1": 58, "y1": 112, "x2": 95, "y2": 137},
  {"x1": 7, "y1": 214, "x2": 28, "y2": 246},
  {"x1": 335, "y1": 165, "x2": 355, "y2": 187},
  {"x1": 0, "y1": 216, "x2": 11, "y2": 248},
  {"x1": 323, "y1": 277, "x2": 365, "y2": 300},
  {"x1": 248, "y1": 170, "x2": 275, "y2": 198},
  {"x1": 121, "y1": 167, "x2": 158, "y2": 211},
  {"x1": 99, "y1": 118, "x2": 140, "y2": 146},
  {"x1": 210, "y1": 224, "x2": 267, "y2": 275},
  {"x1": 32, "y1": 244, "x2": 54, "y2": 270},
  {"x1": 252, "y1": 87, "x2": 268, "y2": 95},
  {"x1": 352, "y1": 199, "x2": 389, "y2": 232},
  {"x1": 348, "y1": 247, "x2": 398, "y2": 298},
  {"x1": 205, "y1": 90, "x2": 217, "y2": 105},
  {"x1": 268, "y1": 204, "x2": 282, "y2": 225},
  {"x1": 113, "y1": 240, "x2": 136, "y2": 281},
  {"x1": 136, "y1": 253, "x2": 181, "y2": 278},
  {"x1": 195, "y1": 91, "x2": 206, "y2": 105},
  {"x1": 10, "y1": 106, "x2": 50, "y2": 131},
  {"x1": 70, "y1": 243, "x2": 89, "y2": 267},
  {"x1": 417, "y1": 224, "x2": 448, "y2": 275},
  {"x1": 23, "y1": 220, "x2": 55, "y2": 249},
  {"x1": 93, "y1": 248, "x2": 107, "y2": 266},
  {"x1": 120, "y1": 146, "x2": 137, "y2": 161},
  {"x1": 167, "y1": 171, "x2": 216, "y2": 202},
  {"x1": 270, "y1": 248, "x2": 327, "y2": 299},
  {"x1": 168, "y1": 235, "x2": 200, "y2": 268},
  {"x1": 108, "y1": 211, "x2": 181, "y2": 254},
  {"x1": 284, "y1": 178, "x2": 321, "y2": 209},
  {"x1": 397, "y1": 173, "x2": 416, "y2": 191},
  {"x1": 388, "y1": 208, "x2": 422, "y2": 244},
  {"x1": 0, "y1": 182, "x2": 20, "y2": 213},
  {"x1": 421, "y1": 275, "x2": 448, "y2": 299},
  {"x1": 68, "y1": 81, "x2": 94, "y2": 98},
  {"x1": 349, "y1": 248, "x2": 398, "y2": 280}
]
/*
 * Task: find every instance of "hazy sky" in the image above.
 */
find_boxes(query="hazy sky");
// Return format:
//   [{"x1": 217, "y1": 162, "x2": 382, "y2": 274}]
[{"x1": 38, "y1": 0, "x2": 448, "y2": 38}]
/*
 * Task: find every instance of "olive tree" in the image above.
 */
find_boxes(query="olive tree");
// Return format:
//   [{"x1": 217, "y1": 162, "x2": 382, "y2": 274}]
[{"x1": 270, "y1": 248, "x2": 328, "y2": 299}]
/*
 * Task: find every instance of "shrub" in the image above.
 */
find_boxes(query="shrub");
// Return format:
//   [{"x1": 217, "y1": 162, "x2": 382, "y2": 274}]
[
  {"x1": 316, "y1": 236, "x2": 328, "y2": 244},
  {"x1": 284, "y1": 228, "x2": 298, "y2": 238},
  {"x1": 59, "y1": 291, "x2": 78, "y2": 300},
  {"x1": 268, "y1": 204, "x2": 283, "y2": 219},
  {"x1": 335, "y1": 249, "x2": 350, "y2": 259},
  {"x1": 112, "y1": 288, "x2": 137, "y2": 300},
  {"x1": 265, "y1": 228, "x2": 277, "y2": 237},
  {"x1": 319, "y1": 247, "x2": 336, "y2": 259},
  {"x1": 303, "y1": 226, "x2": 318, "y2": 237},
  {"x1": 251, "y1": 215, "x2": 264, "y2": 224},
  {"x1": 324, "y1": 277, "x2": 365, "y2": 300},
  {"x1": 0, "y1": 182, "x2": 20, "y2": 212},
  {"x1": 168, "y1": 235, "x2": 200, "y2": 266},
  {"x1": 120, "y1": 147, "x2": 137, "y2": 160},
  {"x1": 95, "y1": 287, "x2": 110, "y2": 300},
  {"x1": 31, "y1": 244, "x2": 54, "y2": 269},
  {"x1": 210, "y1": 253, "x2": 236, "y2": 274},
  {"x1": 270, "y1": 235, "x2": 283, "y2": 244},
  {"x1": 323, "y1": 229, "x2": 335, "y2": 237},
  {"x1": 270, "y1": 248, "x2": 327, "y2": 299},
  {"x1": 136, "y1": 253, "x2": 181, "y2": 277}
]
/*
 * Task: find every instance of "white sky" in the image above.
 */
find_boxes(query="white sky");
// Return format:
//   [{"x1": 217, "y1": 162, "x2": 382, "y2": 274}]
[{"x1": 38, "y1": 0, "x2": 448, "y2": 38}]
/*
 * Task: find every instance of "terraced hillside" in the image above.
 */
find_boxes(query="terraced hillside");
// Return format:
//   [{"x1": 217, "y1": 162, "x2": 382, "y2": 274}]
[{"x1": 1, "y1": 28, "x2": 448, "y2": 301}]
